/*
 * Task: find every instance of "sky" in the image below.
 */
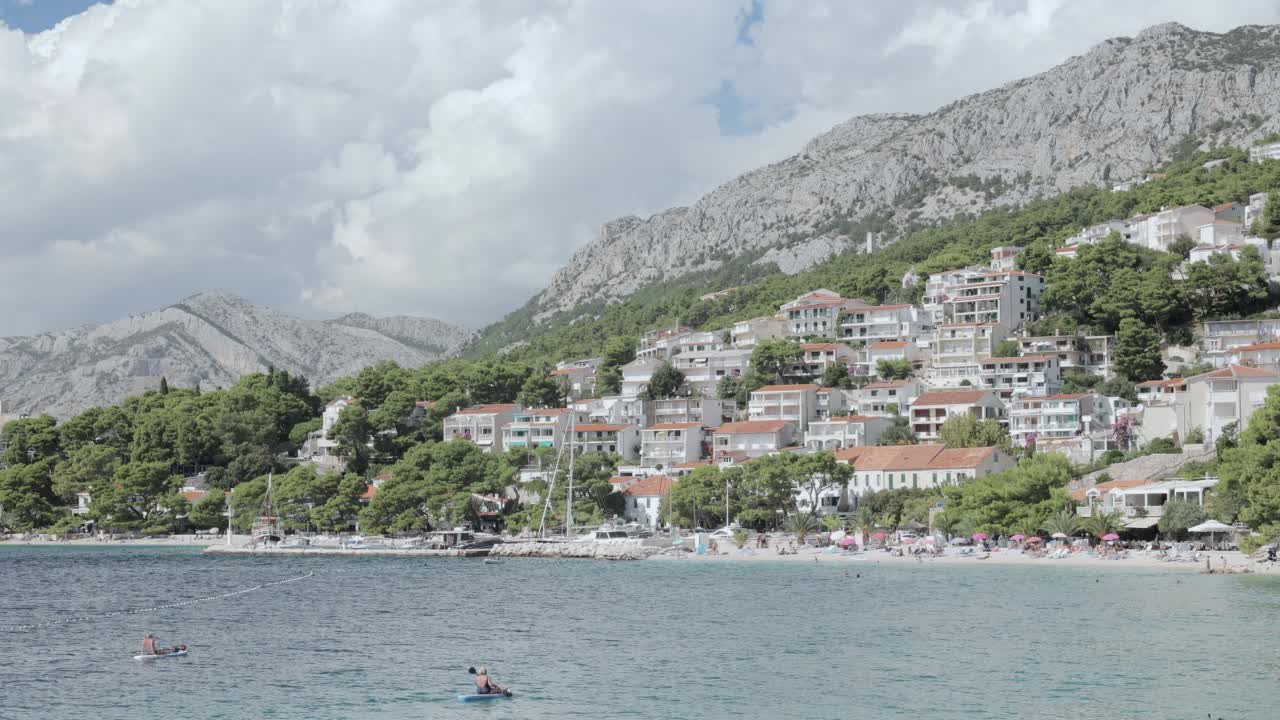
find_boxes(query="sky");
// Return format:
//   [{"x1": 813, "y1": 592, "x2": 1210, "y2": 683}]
[{"x1": 2, "y1": 1, "x2": 1280, "y2": 336}]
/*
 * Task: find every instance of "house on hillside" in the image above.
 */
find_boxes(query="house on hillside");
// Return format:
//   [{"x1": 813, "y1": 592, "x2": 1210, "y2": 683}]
[
  {"x1": 908, "y1": 390, "x2": 1005, "y2": 442},
  {"x1": 713, "y1": 420, "x2": 795, "y2": 463},
  {"x1": 572, "y1": 424, "x2": 639, "y2": 461},
  {"x1": 748, "y1": 384, "x2": 819, "y2": 431},
  {"x1": 640, "y1": 422, "x2": 705, "y2": 468},
  {"x1": 622, "y1": 475, "x2": 674, "y2": 529},
  {"x1": 858, "y1": 378, "x2": 922, "y2": 416},
  {"x1": 803, "y1": 415, "x2": 891, "y2": 451},
  {"x1": 443, "y1": 403, "x2": 522, "y2": 452},
  {"x1": 835, "y1": 445, "x2": 1014, "y2": 496}
]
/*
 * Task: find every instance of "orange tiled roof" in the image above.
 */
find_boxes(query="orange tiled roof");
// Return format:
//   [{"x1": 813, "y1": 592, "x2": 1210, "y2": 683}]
[
  {"x1": 716, "y1": 420, "x2": 789, "y2": 434},
  {"x1": 1192, "y1": 364, "x2": 1280, "y2": 380},
  {"x1": 912, "y1": 390, "x2": 991, "y2": 406},
  {"x1": 458, "y1": 403, "x2": 519, "y2": 415},
  {"x1": 622, "y1": 475, "x2": 674, "y2": 497},
  {"x1": 871, "y1": 340, "x2": 909, "y2": 349},
  {"x1": 1071, "y1": 478, "x2": 1148, "y2": 501}
]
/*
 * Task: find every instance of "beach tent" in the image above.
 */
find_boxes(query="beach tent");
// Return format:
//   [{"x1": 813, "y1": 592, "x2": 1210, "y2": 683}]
[{"x1": 1188, "y1": 520, "x2": 1235, "y2": 547}]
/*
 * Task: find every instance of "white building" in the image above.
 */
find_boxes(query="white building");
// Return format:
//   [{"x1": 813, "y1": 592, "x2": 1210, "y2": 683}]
[
  {"x1": 836, "y1": 445, "x2": 1015, "y2": 495},
  {"x1": 443, "y1": 403, "x2": 522, "y2": 452},
  {"x1": 989, "y1": 246, "x2": 1020, "y2": 271},
  {"x1": 780, "y1": 290, "x2": 858, "y2": 336},
  {"x1": 1200, "y1": 318, "x2": 1280, "y2": 366},
  {"x1": 1226, "y1": 340, "x2": 1280, "y2": 370},
  {"x1": 1183, "y1": 365, "x2": 1280, "y2": 444},
  {"x1": 672, "y1": 348, "x2": 752, "y2": 394},
  {"x1": 622, "y1": 475, "x2": 673, "y2": 529},
  {"x1": 651, "y1": 398, "x2": 737, "y2": 426},
  {"x1": 977, "y1": 354, "x2": 1061, "y2": 400},
  {"x1": 923, "y1": 267, "x2": 985, "y2": 325},
  {"x1": 927, "y1": 322, "x2": 1006, "y2": 388},
  {"x1": 731, "y1": 316, "x2": 788, "y2": 348},
  {"x1": 1007, "y1": 393, "x2": 1122, "y2": 450},
  {"x1": 1250, "y1": 141, "x2": 1280, "y2": 163},
  {"x1": 640, "y1": 422, "x2": 705, "y2": 468},
  {"x1": 803, "y1": 415, "x2": 891, "y2": 451},
  {"x1": 550, "y1": 358, "x2": 602, "y2": 401},
  {"x1": 748, "y1": 384, "x2": 820, "y2": 431},
  {"x1": 816, "y1": 387, "x2": 851, "y2": 418},
  {"x1": 1245, "y1": 192, "x2": 1269, "y2": 229},
  {"x1": 1018, "y1": 334, "x2": 1114, "y2": 378},
  {"x1": 1076, "y1": 477, "x2": 1218, "y2": 532},
  {"x1": 1196, "y1": 220, "x2": 1245, "y2": 248},
  {"x1": 636, "y1": 327, "x2": 695, "y2": 360},
  {"x1": 713, "y1": 420, "x2": 796, "y2": 463},
  {"x1": 945, "y1": 271, "x2": 1044, "y2": 330},
  {"x1": 858, "y1": 378, "x2": 922, "y2": 416},
  {"x1": 620, "y1": 357, "x2": 666, "y2": 398},
  {"x1": 501, "y1": 408, "x2": 585, "y2": 452},
  {"x1": 318, "y1": 396, "x2": 359, "y2": 458},
  {"x1": 789, "y1": 343, "x2": 857, "y2": 380},
  {"x1": 866, "y1": 340, "x2": 918, "y2": 376},
  {"x1": 1063, "y1": 220, "x2": 1125, "y2": 248},
  {"x1": 1127, "y1": 204, "x2": 1214, "y2": 253},
  {"x1": 838, "y1": 304, "x2": 928, "y2": 344},
  {"x1": 572, "y1": 423, "x2": 639, "y2": 461},
  {"x1": 908, "y1": 389, "x2": 1005, "y2": 442}
]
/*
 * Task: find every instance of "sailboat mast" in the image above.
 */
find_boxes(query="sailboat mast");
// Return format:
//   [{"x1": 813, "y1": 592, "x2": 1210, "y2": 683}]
[{"x1": 564, "y1": 413, "x2": 575, "y2": 536}]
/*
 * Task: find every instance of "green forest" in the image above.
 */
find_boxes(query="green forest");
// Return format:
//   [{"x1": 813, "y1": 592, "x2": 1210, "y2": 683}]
[{"x1": 4, "y1": 144, "x2": 1280, "y2": 543}]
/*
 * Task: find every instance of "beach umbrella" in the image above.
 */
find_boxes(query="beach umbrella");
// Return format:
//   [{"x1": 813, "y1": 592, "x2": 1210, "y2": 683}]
[
  {"x1": 871, "y1": 532, "x2": 887, "y2": 540},
  {"x1": 924, "y1": 537, "x2": 937, "y2": 544},
  {"x1": 971, "y1": 532, "x2": 988, "y2": 541},
  {"x1": 1010, "y1": 534, "x2": 1025, "y2": 541},
  {"x1": 903, "y1": 537, "x2": 917, "y2": 545},
  {"x1": 1188, "y1": 520, "x2": 1234, "y2": 548},
  {"x1": 1051, "y1": 532, "x2": 1068, "y2": 539},
  {"x1": 830, "y1": 530, "x2": 846, "y2": 541},
  {"x1": 838, "y1": 536, "x2": 857, "y2": 547},
  {"x1": 1101, "y1": 533, "x2": 1120, "y2": 541},
  {"x1": 1026, "y1": 536, "x2": 1043, "y2": 543}
]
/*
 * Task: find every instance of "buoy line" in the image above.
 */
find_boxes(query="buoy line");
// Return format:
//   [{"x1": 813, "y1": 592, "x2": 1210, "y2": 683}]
[{"x1": 0, "y1": 571, "x2": 314, "y2": 632}]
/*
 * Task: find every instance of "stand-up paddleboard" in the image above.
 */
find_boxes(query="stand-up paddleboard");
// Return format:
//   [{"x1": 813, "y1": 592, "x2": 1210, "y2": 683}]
[
  {"x1": 133, "y1": 649, "x2": 188, "y2": 661},
  {"x1": 456, "y1": 692, "x2": 512, "y2": 702}
]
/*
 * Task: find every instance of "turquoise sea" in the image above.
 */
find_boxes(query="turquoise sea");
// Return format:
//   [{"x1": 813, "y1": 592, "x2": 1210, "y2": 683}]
[{"x1": 1, "y1": 546, "x2": 1278, "y2": 720}]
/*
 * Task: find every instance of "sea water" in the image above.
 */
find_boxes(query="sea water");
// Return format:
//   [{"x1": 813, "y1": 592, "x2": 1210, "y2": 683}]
[{"x1": 1, "y1": 546, "x2": 1277, "y2": 720}]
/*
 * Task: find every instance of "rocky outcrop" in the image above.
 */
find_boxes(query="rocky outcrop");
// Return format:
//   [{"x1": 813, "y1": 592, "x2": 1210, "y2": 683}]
[
  {"x1": 488, "y1": 541, "x2": 656, "y2": 560},
  {"x1": 531, "y1": 23, "x2": 1280, "y2": 317},
  {"x1": 0, "y1": 290, "x2": 472, "y2": 417}
]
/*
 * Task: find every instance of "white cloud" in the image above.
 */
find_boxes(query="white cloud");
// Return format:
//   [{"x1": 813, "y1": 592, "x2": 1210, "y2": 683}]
[{"x1": 1, "y1": 0, "x2": 1279, "y2": 335}]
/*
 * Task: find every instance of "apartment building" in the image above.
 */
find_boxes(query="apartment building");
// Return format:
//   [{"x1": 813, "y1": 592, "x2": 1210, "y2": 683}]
[
  {"x1": 651, "y1": 398, "x2": 737, "y2": 427},
  {"x1": 636, "y1": 327, "x2": 696, "y2": 360},
  {"x1": 1063, "y1": 220, "x2": 1125, "y2": 248},
  {"x1": 838, "y1": 304, "x2": 928, "y2": 343},
  {"x1": 977, "y1": 355, "x2": 1061, "y2": 400},
  {"x1": 747, "y1": 384, "x2": 819, "y2": 431},
  {"x1": 816, "y1": 387, "x2": 851, "y2": 418},
  {"x1": 989, "y1": 246, "x2": 1020, "y2": 271},
  {"x1": 1126, "y1": 204, "x2": 1213, "y2": 253},
  {"x1": 908, "y1": 390, "x2": 1005, "y2": 441},
  {"x1": 803, "y1": 415, "x2": 892, "y2": 450},
  {"x1": 672, "y1": 348, "x2": 752, "y2": 394},
  {"x1": 713, "y1": 420, "x2": 796, "y2": 463},
  {"x1": 317, "y1": 396, "x2": 358, "y2": 458},
  {"x1": 780, "y1": 290, "x2": 860, "y2": 336},
  {"x1": 923, "y1": 267, "x2": 984, "y2": 325},
  {"x1": 731, "y1": 315, "x2": 788, "y2": 347},
  {"x1": 1199, "y1": 318, "x2": 1280, "y2": 366},
  {"x1": 572, "y1": 423, "x2": 639, "y2": 461},
  {"x1": 1226, "y1": 340, "x2": 1280, "y2": 370},
  {"x1": 1244, "y1": 192, "x2": 1269, "y2": 229},
  {"x1": 1007, "y1": 393, "x2": 1123, "y2": 449},
  {"x1": 945, "y1": 271, "x2": 1044, "y2": 330},
  {"x1": 550, "y1": 358, "x2": 602, "y2": 400},
  {"x1": 621, "y1": 357, "x2": 666, "y2": 398},
  {"x1": 443, "y1": 403, "x2": 522, "y2": 452},
  {"x1": 1196, "y1": 220, "x2": 1245, "y2": 248},
  {"x1": 500, "y1": 408, "x2": 587, "y2": 452},
  {"x1": 858, "y1": 378, "x2": 922, "y2": 416},
  {"x1": 640, "y1": 422, "x2": 705, "y2": 467},
  {"x1": 927, "y1": 322, "x2": 1006, "y2": 388},
  {"x1": 622, "y1": 475, "x2": 673, "y2": 529},
  {"x1": 1018, "y1": 334, "x2": 1113, "y2": 377},
  {"x1": 1183, "y1": 365, "x2": 1280, "y2": 444},
  {"x1": 866, "y1": 340, "x2": 918, "y2": 376},
  {"x1": 788, "y1": 343, "x2": 857, "y2": 380}
]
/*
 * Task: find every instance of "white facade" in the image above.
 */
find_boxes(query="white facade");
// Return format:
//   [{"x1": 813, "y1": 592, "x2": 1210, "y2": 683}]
[
  {"x1": 672, "y1": 348, "x2": 752, "y2": 394},
  {"x1": 803, "y1": 416, "x2": 891, "y2": 450},
  {"x1": 318, "y1": 396, "x2": 357, "y2": 457},
  {"x1": 622, "y1": 476, "x2": 673, "y2": 528},
  {"x1": 945, "y1": 271, "x2": 1044, "y2": 330},
  {"x1": 1063, "y1": 220, "x2": 1125, "y2": 247},
  {"x1": 837, "y1": 445, "x2": 1016, "y2": 495},
  {"x1": 923, "y1": 267, "x2": 984, "y2": 325},
  {"x1": 977, "y1": 355, "x2": 1061, "y2": 401},
  {"x1": 713, "y1": 420, "x2": 795, "y2": 462},
  {"x1": 731, "y1": 316, "x2": 788, "y2": 348},
  {"x1": 1127, "y1": 205, "x2": 1213, "y2": 253},
  {"x1": 1183, "y1": 365, "x2": 1280, "y2": 444},
  {"x1": 1245, "y1": 192, "x2": 1268, "y2": 229},
  {"x1": 927, "y1": 322, "x2": 1006, "y2": 388},
  {"x1": 838, "y1": 304, "x2": 928, "y2": 343},
  {"x1": 651, "y1": 398, "x2": 737, "y2": 426},
  {"x1": 1018, "y1": 334, "x2": 1114, "y2": 378},
  {"x1": 908, "y1": 390, "x2": 1005, "y2": 442},
  {"x1": 748, "y1": 384, "x2": 819, "y2": 431},
  {"x1": 640, "y1": 422, "x2": 705, "y2": 468},
  {"x1": 1196, "y1": 220, "x2": 1244, "y2": 248},
  {"x1": 572, "y1": 424, "x2": 640, "y2": 461},
  {"x1": 780, "y1": 290, "x2": 858, "y2": 336},
  {"x1": 443, "y1": 403, "x2": 522, "y2": 452},
  {"x1": 620, "y1": 357, "x2": 665, "y2": 398},
  {"x1": 501, "y1": 409, "x2": 585, "y2": 452},
  {"x1": 858, "y1": 379, "x2": 922, "y2": 416}
]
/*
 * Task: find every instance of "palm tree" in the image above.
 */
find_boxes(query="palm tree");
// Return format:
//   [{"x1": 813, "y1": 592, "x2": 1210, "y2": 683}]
[
  {"x1": 933, "y1": 512, "x2": 961, "y2": 540},
  {"x1": 852, "y1": 506, "x2": 877, "y2": 546},
  {"x1": 1083, "y1": 511, "x2": 1124, "y2": 541},
  {"x1": 1012, "y1": 520, "x2": 1038, "y2": 539},
  {"x1": 785, "y1": 512, "x2": 818, "y2": 544},
  {"x1": 1041, "y1": 509, "x2": 1081, "y2": 541}
]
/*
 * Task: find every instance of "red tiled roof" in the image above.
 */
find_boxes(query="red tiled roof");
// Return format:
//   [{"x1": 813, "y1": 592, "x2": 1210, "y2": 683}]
[
  {"x1": 549, "y1": 368, "x2": 577, "y2": 375},
  {"x1": 180, "y1": 490, "x2": 207, "y2": 503},
  {"x1": 863, "y1": 380, "x2": 911, "y2": 389},
  {"x1": 607, "y1": 475, "x2": 638, "y2": 485},
  {"x1": 1213, "y1": 202, "x2": 1236, "y2": 212},
  {"x1": 458, "y1": 403, "x2": 519, "y2": 415},
  {"x1": 646, "y1": 422, "x2": 703, "y2": 430},
  {"x1": 1192, "y1": 364, "x2": 1280, "y2": 380},
  {"x1": 801, "y1": 342, "x2": 845, "y2": 351},
  {"x1": 671, "y1": 461, "x2": 711, "y2": 469},
  {"x1": 834, "y1": 444, "x2": 999, "y2": 471},
  {"x1": 929, "y1": 447, "x2": 997, "y2": 469},
  {"x1": 820, "y1": 415, "x2": 883, "y2": 424},
  {"x1": 754, "y1": 384, "x2": 820, "y2": 392},
  {"x1": 1043, "y1": 393, "x2": 1089, "y2": 401},
  {"x1": 912, "y1": 390, "x2": 991, "y2": 406},
  {"x1": 575, "y1": 424, "x2": 628, "y2": 432},
  {"x1": 360, "y1": 484, "x2": 378, "y2": 501},
  {"x1": 871, "y1": 340, "x2": 909, "y2": 349},
  {"x1": 1137, "y1": 378, "x2": 1185, "y2": 388},
  {"x1": 716, "y1": 420, "x2": 789, "y2": 434},
  {"x1": 1233, "y1": 341, "x2": 1280, "y2": 352},
  {"x1": 622, "y1": 475, "x2": 674, "y2": 497},
  {"x1": 1055, "y1": 247, "x2": 1078, "y2": 254},
  {"x1": 414, "y1": 400, "x2": 436, "y2": 409}
]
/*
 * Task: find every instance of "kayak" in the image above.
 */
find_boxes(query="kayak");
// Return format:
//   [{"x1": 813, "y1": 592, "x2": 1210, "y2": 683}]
[
  {"x1": 457, "y1": 692, "x2": 512, "y2": 702},
  {"x1": 133, "y1": 649, "x2": 188, "y2": 661}
]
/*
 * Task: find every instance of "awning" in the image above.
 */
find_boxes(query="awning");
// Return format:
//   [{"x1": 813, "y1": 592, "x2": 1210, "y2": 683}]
[{"x1": 1124, "y1": 516, "x2": 1160, "y2": 529}]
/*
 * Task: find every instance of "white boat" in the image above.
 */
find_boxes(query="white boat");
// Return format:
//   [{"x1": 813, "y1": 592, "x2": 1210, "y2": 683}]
[{"x1": 572, "y1": 528, "x2": 633, "y2": 544}]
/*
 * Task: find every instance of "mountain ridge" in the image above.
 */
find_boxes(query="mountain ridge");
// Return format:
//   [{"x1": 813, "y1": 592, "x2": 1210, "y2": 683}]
[
  {"x1": 524, "y1": 22, "x2": 1280, "y2": 321},
  {"x1": 0, "y1": 290, "x2": 472, "y2": 417}
]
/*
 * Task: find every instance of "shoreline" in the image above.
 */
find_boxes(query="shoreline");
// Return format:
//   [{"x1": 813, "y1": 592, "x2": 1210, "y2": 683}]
[{"x1": 4, "y1": 536, "x2": 1273, "y2": 575}]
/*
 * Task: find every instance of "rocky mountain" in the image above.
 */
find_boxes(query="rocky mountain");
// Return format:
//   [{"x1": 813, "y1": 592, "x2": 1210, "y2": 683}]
[
  {"x1": 532, "y1": 23, "x2": 1280, "y2": 317},
  {"x1": 0, "y1": 291, "x2": 472, "y2": 417}
]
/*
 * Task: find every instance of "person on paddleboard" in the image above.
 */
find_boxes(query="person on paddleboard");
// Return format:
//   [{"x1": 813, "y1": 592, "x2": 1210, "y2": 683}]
[
  {"x1": 471, "y1": 666, "x2": 507, "y2": 695},
  {"x1": 142, "y1": 633, "x2": 186, "y2": 656}
]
